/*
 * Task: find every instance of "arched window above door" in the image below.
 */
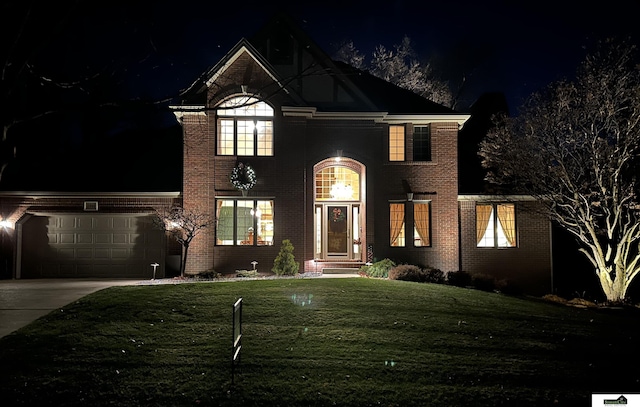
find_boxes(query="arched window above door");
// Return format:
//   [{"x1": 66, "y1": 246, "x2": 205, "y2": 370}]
[{"x1": 315, "y1": 166, "x2": 360, "y2": 201}]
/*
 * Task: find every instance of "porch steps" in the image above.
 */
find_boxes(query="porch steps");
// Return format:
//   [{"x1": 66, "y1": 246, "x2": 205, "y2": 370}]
[{"x1": 322, "y1": 267, "x2": 361, "y2": 274}]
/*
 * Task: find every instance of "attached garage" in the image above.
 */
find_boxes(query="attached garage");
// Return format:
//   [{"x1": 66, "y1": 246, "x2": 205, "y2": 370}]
[{"x1": 17, "y1": 213, "x2": 166, "y2": 279}]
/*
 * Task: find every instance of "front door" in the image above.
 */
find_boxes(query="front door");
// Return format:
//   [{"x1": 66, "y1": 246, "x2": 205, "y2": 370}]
[
  {"x1": 313, "y1": 159, "x2": 364, "y2": 261},
  {"x1": 327, "y1": 204, "x2": 349, "y2": 258},
  {"x1": 315, "y1": 203, "x2": 362, "y2": 261}
]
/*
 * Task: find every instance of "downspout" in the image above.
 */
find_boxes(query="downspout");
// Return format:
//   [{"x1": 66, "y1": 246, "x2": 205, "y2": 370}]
[
  {"x1": 549, "y1": 218, "x2": 554, "y2": 294},
  {"x1": 457, "y1": 200, "x2": 463, "y2": 272},
  {"x1": 303, "y1": 118, "x2": 307, "y2": 269}
]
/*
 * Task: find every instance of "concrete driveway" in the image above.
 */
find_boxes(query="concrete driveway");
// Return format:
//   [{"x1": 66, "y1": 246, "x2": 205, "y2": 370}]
[
  {"x1": 0, "y1": 279, "x2": 142, "y2": 339},
  {"x1": 0, "y1": 273, "x2": 359, "y2": 339}
]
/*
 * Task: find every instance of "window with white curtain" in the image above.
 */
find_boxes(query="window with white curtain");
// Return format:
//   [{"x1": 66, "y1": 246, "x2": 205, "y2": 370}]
[{"x1": 476, "y1": 203, "x2": 516, "y2": 248}]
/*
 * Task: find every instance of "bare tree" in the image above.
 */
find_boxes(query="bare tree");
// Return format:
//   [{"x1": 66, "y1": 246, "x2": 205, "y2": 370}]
[
  {"x1": 334, "y1": 36, "x2": 454, "y2": 108},
  {"x1": 479, "y1": 38, "x2": 640, "y2": 303},
  {"x1": 332, "y1": 40, "x2": 366, "y2": 70},
  {"x1": 154, "y1": 206, "x2": 213, "y2": 278}
]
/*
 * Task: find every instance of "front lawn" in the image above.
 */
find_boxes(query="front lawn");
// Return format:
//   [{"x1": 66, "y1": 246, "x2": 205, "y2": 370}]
[{"x1": 0, "y1": 278, "x2": 637, "y2": 406}]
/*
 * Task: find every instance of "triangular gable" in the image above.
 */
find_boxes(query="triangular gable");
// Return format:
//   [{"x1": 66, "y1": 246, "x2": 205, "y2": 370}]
[
  {"x1": 205, "y1": 40, "x2": 288, "y2": 94},
  {"x1": 178, "y1": 38, "x2": 304, "y2": 107},
  {"x1": 248, "y1": 12, "x2": 378, "y2": 111},
  {"x1": 178, "y1": 12, "x2": 463, "y2": 117}
]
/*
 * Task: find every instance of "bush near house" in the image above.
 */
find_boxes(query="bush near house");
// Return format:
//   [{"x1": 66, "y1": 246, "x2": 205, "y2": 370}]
[
  {"x1": 471, "y1": 273, "x2": 496, "y2": 292},
  {"x1": 195, "y1": 269, "x2": 221, "y2": 280},
  {"x1": 388, "y1": 266, "x2": 523, "y2": 297},
  {"x1": 359, "y1": 258, "x2": 396, "y2": 278},
  {"x1": 423, "y1": 267, "x2": 446, "y2": 284},
  {"x1": 272, "y1": 239, "x2": 300, "y2": 276},
  {"x1": 236, "y1": 270, "x2": 259, "y2": 278},
  {"x1": 388, "y1": 264, "x2": 445, "y2": 283},
  {"x1": 389, "y1": 264, "x2": 425, "y2": 282},
  {"x1": 446, "y1": 270, "x2": 473, "y2": 287}
]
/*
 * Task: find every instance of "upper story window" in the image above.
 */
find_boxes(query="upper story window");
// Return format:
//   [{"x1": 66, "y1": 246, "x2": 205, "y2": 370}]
[
  {"x1": 389, "y1": 125, "x2": 405, "y2": 161},
  {"x1": 389, "y1": 124, "x2": 432, "y2": 162},
  {"x1": 217, "y1": 96, "x2": 274, "y2": 156},
  {"x1": 476, "y1": 203, "x2": 517, "y2": 248},
  {"x1": 413, "y1": 126, "x2": 431, "y2": 161}
]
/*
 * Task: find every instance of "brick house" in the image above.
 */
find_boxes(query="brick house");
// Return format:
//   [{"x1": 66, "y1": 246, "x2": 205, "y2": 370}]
[
  {"x1": 171, "y1": 13, "x2": 552, "y2": 294},
  {"x1": 0, "y1": 13, "x2": 553, "y2": 295}
]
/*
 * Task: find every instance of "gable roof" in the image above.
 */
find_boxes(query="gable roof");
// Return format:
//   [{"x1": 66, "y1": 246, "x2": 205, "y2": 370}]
[
  {"x1": 176, "y1": 37, "x2": 303, "y2": 107},
  {"x1": 331, "y1": 61, "x2": 458, "y2": 114},
  {"x1": 175, "y1": 12, "x2": 464, "y2": 118}
]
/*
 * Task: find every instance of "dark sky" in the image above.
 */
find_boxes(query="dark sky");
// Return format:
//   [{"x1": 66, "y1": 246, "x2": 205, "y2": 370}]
[
  {"x1": 3, "y1": 0, "x2": 640, "y2": 190},
  {"x1": 26, "y1": 0, "x2": 640, "y2": 112},
  {"x1": 76, "y1": 2, "x2": 640, "y2": 107}
]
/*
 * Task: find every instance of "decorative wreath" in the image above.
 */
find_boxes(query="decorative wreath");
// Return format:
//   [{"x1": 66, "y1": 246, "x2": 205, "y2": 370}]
[{"x1": 230, "y1": 162, "x2": 257, "y2": 190}]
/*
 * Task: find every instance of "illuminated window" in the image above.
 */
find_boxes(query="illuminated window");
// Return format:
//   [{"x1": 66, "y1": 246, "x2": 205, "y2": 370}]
[
  {"x1": 476, "y1": 203, "x2": 516, "y2": 247},
  {"x1": 315, "y1": 166, "x2": 360, "y2": 201},
  {"x1": 216, "y1": 96, "x2": 274, "y2": 156},
  {"x1": 216, "y1": 199, "x2": 274, "y2": 246},
  {"x1": 390, "y1": 203, "x2": 405, "y2": 247},
  {"x1": 389, "y1": 125, "x2": 405, "y2": 161},
  {"x1": 413, "y1": 126, "x2": 431, "y2": 161},
  {"x1": 413, "y1": 202, "x2": 431, "y2": 247}
]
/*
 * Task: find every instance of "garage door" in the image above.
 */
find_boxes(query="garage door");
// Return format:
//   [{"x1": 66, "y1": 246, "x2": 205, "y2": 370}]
[{"x1": 20, "y1": 213, "x2": 165, "y2": 279}]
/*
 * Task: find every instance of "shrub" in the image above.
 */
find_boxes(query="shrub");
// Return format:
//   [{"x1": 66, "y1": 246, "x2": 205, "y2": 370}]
[
  {"x1": 424, "y1": 267, "x2": 446, "y2": 284},
  {"x1": 272, "y1": 239, "x2": 300, "y2": 276},
  {"x1": 471, "y1": 273, "x2": 497, "y2": 292},
  {"x1": 389, "y1": 264, "x2": 425, "y2": 282},
  {"x1": 236, "y1": 270, "x2": 259, "y2": 278},
  {"x1": 359, "y1": 258, "x2": 396, "y2": 278},
  {"x1": 496, "y1": 279, "x2": 524, "y2": 296},
  {"x1": 196, "y1": 269, "x2": 220, "y2": 280},
  {"x1": 446, "y1": 270, "x2": 472, "y2": 287}
]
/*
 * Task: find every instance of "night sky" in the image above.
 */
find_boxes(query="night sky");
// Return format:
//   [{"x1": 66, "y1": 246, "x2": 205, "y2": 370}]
[{"x1": 2, "y1": 0, "x2": 640, "y2": 191}]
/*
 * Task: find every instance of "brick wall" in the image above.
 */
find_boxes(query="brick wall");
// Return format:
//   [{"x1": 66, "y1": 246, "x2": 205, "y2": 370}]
[
  {"x1": 181, "y1": 112, "x2": 215, "y2": 273},
  {"x1": 181, "y1": 93, "x2": 466, "y2": 275},
  {"x1": 372, "y1": 122, "x2": 460, "y2": 272},
  {"x1": 459, "y1": 200, "x2": 552, "y2": 295}
]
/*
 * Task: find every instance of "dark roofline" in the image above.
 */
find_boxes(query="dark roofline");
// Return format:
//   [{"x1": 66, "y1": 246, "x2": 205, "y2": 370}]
[{"x1": 332, "y1": 61, "x2": 460, "y2": 115}]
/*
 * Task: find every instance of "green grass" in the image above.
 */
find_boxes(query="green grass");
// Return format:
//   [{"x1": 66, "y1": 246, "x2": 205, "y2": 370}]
[{"x1": 0, "y1": 278, "x2": 638, "y2": 406}]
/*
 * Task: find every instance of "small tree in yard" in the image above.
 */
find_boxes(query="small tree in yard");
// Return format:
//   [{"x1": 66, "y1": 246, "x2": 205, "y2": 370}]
[
  {"x1": 479, "y1": 38, "x2": 640, "y2": 303},
  {"x1": 272, "y1": 239, "x2": 299, "y2": 276},
  {"x1": 155, "y1": 206, "x2": 213, "y2": 278}
]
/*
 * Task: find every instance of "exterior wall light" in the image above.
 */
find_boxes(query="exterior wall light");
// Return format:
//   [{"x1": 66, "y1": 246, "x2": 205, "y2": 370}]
[{"x1": 0, "y1": 220, "x2": 12, "y2": 229}]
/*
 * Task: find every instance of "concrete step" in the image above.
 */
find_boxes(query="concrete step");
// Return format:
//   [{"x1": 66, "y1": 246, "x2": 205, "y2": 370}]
[{"x1": 322, "y1": 267, "x2": 360, "y2": 274}]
